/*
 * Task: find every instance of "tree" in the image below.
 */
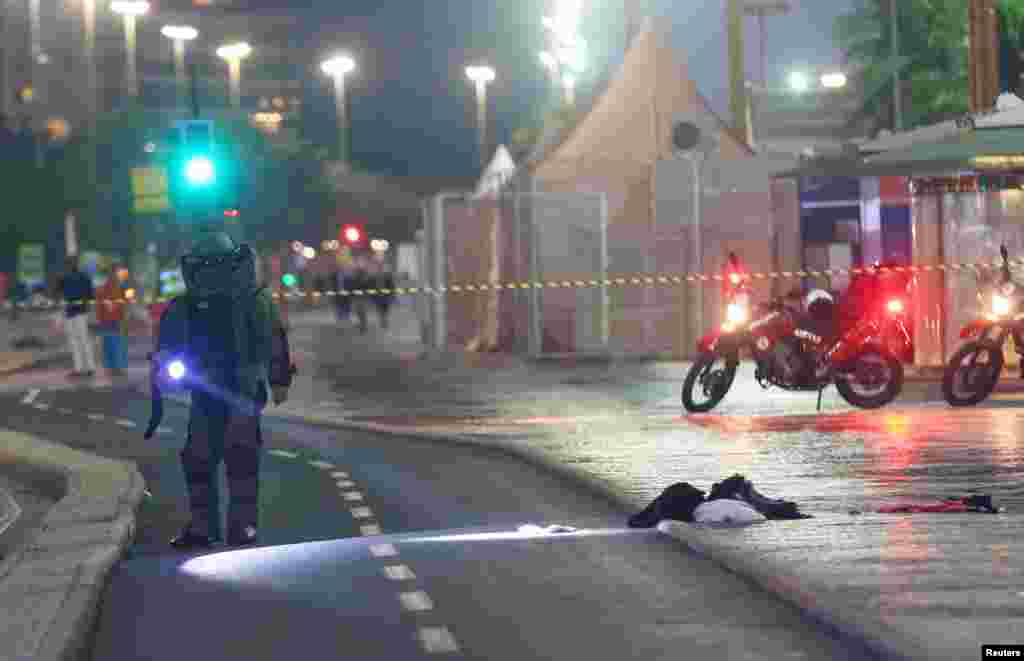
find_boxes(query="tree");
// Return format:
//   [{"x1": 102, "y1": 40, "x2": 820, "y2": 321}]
[{"x1": 836, "y1": 0, "x2": 1024, "y2": 131}]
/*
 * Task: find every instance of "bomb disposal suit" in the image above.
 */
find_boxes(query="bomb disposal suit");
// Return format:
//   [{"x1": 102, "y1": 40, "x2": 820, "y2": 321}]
[{"x1": 149, "y1": 232, "x2": 294, "y2": 549}]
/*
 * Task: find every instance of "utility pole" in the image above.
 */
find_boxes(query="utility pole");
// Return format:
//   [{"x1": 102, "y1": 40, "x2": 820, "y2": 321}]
[
  {"x1": 890, "y1": 0, "x2": 903, "y2": 130},
  {"x1": 727, "y1": 0, "x2": 747, "y2": 142},
  {"x1": 969, "y1": 0, "x2": 1000, "y2": 113}
]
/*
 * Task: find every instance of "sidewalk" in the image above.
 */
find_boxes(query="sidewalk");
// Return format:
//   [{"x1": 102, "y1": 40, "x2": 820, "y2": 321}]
[{"x1": 264, "y1": 302, "x2": 1023, "y2": 660}]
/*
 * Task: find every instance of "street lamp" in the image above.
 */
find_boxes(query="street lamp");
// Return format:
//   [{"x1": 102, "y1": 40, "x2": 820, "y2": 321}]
[
  {"x1": 110, "y1": 1, "x2": 150, "y2": 100},
  {"x1": 465, "y1": 65, "x2": 495, "y2": 170},
  {"x1": 320, "y1": 53, "x2": 356, "y2": 165},
  {"x1": 820, "y1": 71, "x2": 847, "y2": 90},
  {"x1": 788, "y1": 70, "x2": 810, "y2": 93},
  {"x1": 217, "y1": 42, "x2": 252, "y2": 109},
  {"x1": 161, "y1": 25, "x2": 198, "y2": 108}
]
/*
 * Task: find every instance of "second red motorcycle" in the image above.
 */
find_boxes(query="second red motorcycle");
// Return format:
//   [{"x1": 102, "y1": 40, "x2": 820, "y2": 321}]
[{"x1": 681, "y1": 253, "x2": 912, "y2": 413}]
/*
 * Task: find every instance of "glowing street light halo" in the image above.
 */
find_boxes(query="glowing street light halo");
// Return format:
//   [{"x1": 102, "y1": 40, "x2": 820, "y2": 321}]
[
  {"x1": 788, "y1": 70, "x2": 810, "y2": 93},
  {"x1": 161, "y1": 25, "x2": 198, "y2": 41},
  {"x1": 321, "y1": 53, "x2": 356, "y2": 77},
  {"x1": 820, "y1": 71, "x2": 848, "y2": 89},
  {"x1": 184, "y1": 156, "x2": 214, "y2": 185},
  {"x1": 216, "y1": 42, "x2": 252, "y2": 61},
  {"x1": 110, "y1": 0, "x2": 149, "y2": 16},
  {"x1": 465, "y1": 65, "x2": 496, "y2": 84}
]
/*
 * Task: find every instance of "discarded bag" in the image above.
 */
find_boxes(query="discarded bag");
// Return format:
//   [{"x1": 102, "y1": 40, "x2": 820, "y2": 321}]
[
  {"x1": 692, "y1": 499, "x2": 766, "y2": 525},
  {"x1": 707, "y1": 474, "x2": 812, "y2": 520}
]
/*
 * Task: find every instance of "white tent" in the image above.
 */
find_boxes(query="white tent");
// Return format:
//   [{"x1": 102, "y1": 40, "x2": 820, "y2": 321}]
[{"x1": 474, "y1": 145, "x2": 517, "y2": 198}]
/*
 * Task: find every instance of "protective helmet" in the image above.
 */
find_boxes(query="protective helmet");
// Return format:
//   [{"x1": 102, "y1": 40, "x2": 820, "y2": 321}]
[
  {"x1": 804, "y1": 289, "x2": 835, "y2": 323},
  {"x1": 181, "y1": 231, "x2": 256, "y2": 297}
]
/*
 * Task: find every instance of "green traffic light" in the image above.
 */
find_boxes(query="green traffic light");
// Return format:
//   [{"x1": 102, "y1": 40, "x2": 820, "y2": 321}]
[
  {"x1": 185, "y1": 156, "x2": 215, "y2": 186},
  {"x1": 282, "y1": 274, "x2": 298, "y2": 287}
]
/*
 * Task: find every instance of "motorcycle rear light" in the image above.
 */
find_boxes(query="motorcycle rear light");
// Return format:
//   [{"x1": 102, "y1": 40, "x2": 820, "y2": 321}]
[{"x1": 886, "y1": 299, "x2": 905, "y2": 314}]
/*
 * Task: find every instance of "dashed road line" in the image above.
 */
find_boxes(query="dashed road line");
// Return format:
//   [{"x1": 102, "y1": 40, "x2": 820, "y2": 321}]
[
  {"x1": 370, "y1": 543, "x2": 398, "y2": 557},
  {"x1": 267, "y1": 449, "x2": 298, "y2": 459},
  {"x1": 116, "y1": 419, "x2": 137, "y2": 428},
  {"x1": 336, "y1": 480, "x2": 356, "y2": 488},
  {"x1": 382, "y1": 565, "x2": 416, "y2": 581},
  {"x1": 21, "y1": 389, "x2": 40, "y2": 405},
  {"x1": 399, "y1": 591, "x2": 434, "y2": 612},
  {"x1": 360, "y1": 524, "x2": 382, "y2": 536},
  {"x1": 57, "y1": 408, "x2": 72, "y2": 415},
  {"x1": 417, "y1": 626, "x2": 460, "y2": 654},
  {"x1": 350, "y1": 506, "x2": 374, "y2": 519},
  {"x1": 330, "y1": 471, "x2": 349, "y2": 479},
  {"x1": 33, "y1": 403, "x2": 50, "y2": 411},
  {"x1": 87, "y1": 413, "x2": 105, "y2": 422},
  {"x1": 343, "y1": 491, "x2": 364, "y2": 502},
  {"x1": 157, "y1": 426, "x2": 174, "y2": 435},
  {"x1": 308, "y1": 460, "x2": 334, "y2": 469}
]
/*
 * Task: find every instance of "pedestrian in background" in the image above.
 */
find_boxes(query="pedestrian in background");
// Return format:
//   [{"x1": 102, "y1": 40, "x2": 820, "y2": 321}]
[
  {"x1": 56, "y1": 255, "x2": 97, "y2": 378},
  {"x1": 96, "y1": 264, "x2": 128, "y2": 375},
  {"x1": 349, "y1": 257, "x2": 371, "y2": 334},
  {"x1": 369, "y1": 259, "x2": 396, "y2": 330},
  {"x1": 334, "y1": 266, "x2": 352, "y2": 323}
]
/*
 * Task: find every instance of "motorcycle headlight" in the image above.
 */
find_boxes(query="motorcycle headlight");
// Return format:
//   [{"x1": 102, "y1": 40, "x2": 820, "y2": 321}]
[
  {"x1": 727, "y1": 302, "x2": 749, "y2": 325},
  {"x1": 993, "y1": 294, "x2": 1012, "y2": 317}
]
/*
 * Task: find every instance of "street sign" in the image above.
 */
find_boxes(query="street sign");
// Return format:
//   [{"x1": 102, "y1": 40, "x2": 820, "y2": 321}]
[
  {"x1": 131, "y1": 166, "x2": 171, "y2": 214},
  {"x1": 16, "y1": 244, "x2": 45, "y2": 288}
]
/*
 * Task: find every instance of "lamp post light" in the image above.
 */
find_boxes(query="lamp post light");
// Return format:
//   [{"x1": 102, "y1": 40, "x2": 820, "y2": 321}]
[
  {"x1": 465, "y1": 65, "x2": 496, "y2": 170},
  {"x1": 110, "y1": 1, "x2": 150, "y2": 100},
  {"x1": 161, "y1": 25, "x2": 198, "y2": 108},
  {"x1": 217, "y1": 42, "x2": 252, "y2": 109},
  {"x1": 320, "y1": 54, "x2": 356, "y2": 165}
]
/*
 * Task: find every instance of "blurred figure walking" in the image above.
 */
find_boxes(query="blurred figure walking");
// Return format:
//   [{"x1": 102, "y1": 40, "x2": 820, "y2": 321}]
[
  {"x1": 349, "y1": 257, "x2": 371, "y2": 334},
  {"x1": 369, "y1": 259, "x2": 396, "y2": 331},
  {"x1": 56, "y1": 256, "x2": 97, "y2": 378},
  {"x1": 96, "y1": 264, "x2": 128, "y2": 375}
]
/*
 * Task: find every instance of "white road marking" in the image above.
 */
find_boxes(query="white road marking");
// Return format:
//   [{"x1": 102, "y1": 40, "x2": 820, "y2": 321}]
[
  {"x1": 350, "y1": 506, "x2": 373, "y2": 519},
  {"x1": 116, "y1": 419, "x2": 137, "y2": 428},
  {"x1": 343, "y1": 491, "x2": 364, "y2": 502},
  {"x1": 87, "y1": 413, "x2": 105, "y2": 422},
  {"x1": 308, "y1": 460, "x2": 334, "y2": 469},
  {"x1": 399, "y1": 591, "x2": 433, "y2": 612},
  {"x1": 360, "y1": 524, "x2": 382, "y2": 536},
  {"x1": 330, "y1": 471, "x2": 349, "y2": 479},
  {"x1": 157, "y1": 426, "x2": 174, "y2": 435},
  {"x1": 57, "y1": 408, "x2": 72, "y2": 415},
  {"x1": 417, "y1": 626, "x2": 460, "y2": 654},
  {"x1": 369, "y1": 543, "x2": 398, "y2": 557},
  {"x1": 267, "y1": 449, "x2": 298, "y2": 459},
  {"x1": 336, "y1": 480, "x2": 356, "y2": 488},
  {"x1": 33, "y1": 403, "x2": 50, "y2": 410},
  {"x1": 21, "y1": 389, "x2": 40, "y2": 405},
  {"x1": 382, "y1": 565, "x2": 416, "y2": 581}
]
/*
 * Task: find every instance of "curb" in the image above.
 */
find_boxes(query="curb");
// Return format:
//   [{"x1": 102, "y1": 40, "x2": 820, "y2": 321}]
[{"x1": 0, "y1": 429, "x2": 147, "y2": 661}]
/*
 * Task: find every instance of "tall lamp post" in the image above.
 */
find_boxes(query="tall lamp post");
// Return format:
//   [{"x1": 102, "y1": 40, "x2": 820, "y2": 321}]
[
  {"x1": 465, "y1": 65, "x2": 495, "y2": 170},
  {"x1": 161, "y1": 25, "x2": 198, "y2": 110},
  {"x1": 217, "y1": 42, "x2": 252, "y2": 109},
  {"x1": 320, "y1": 54, "x2": 356, "y2": 165},
  {"x1": 110, "y1": 1, "x2": 150, "y2": 101}
]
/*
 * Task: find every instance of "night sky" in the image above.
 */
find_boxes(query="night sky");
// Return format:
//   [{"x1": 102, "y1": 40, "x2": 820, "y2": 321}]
[{"x1": 264, "y1": 0, "x2": 854, "y2": 179}]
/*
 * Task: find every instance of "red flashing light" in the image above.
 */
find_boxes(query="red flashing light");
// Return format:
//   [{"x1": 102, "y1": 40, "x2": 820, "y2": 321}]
[{"x1": 342, "y1": 224, "x2": 363, "y2": 245}]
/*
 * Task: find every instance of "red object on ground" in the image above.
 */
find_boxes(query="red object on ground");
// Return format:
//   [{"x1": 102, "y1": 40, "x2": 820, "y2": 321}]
[{"x1": 876, "y1": 501, "x2": 970, "y2": 513}]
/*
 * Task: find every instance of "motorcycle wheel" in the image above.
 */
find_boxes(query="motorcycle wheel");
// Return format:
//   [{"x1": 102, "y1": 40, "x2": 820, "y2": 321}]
[
  {"x1": 682, "y1": 353, "x2": 738, "y2": 413},
  {"x1": 835, "y1": 349, "x2": 903, "y2": 409},
  {"x1": 942, "y1": 341, "x2": 1003, "y2": 407}
]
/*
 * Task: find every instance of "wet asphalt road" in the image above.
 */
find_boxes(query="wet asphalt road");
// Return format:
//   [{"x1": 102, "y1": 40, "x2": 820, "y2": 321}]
[{"x1": 0, "y1": 384, "x2": 877, "y2": 661}]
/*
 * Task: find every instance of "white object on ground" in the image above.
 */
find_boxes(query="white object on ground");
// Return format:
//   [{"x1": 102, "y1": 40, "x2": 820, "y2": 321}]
[{"x1": 693, "y1": 499, "x2": 766, "y2": 525}]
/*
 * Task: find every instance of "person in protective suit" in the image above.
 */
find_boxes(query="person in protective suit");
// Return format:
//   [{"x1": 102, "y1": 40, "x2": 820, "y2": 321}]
[{"x1": 150, "y1": 231, "x2": 295, "y2": 549}]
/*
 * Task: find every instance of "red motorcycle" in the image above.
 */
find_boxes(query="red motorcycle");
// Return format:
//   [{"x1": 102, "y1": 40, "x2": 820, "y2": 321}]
[
  {"x1": 943, "y1": 245, "x2": 1022, "y2": 406},
  {"x1": 681, "y1": 254, "x2": 911, "y2": 413}
]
